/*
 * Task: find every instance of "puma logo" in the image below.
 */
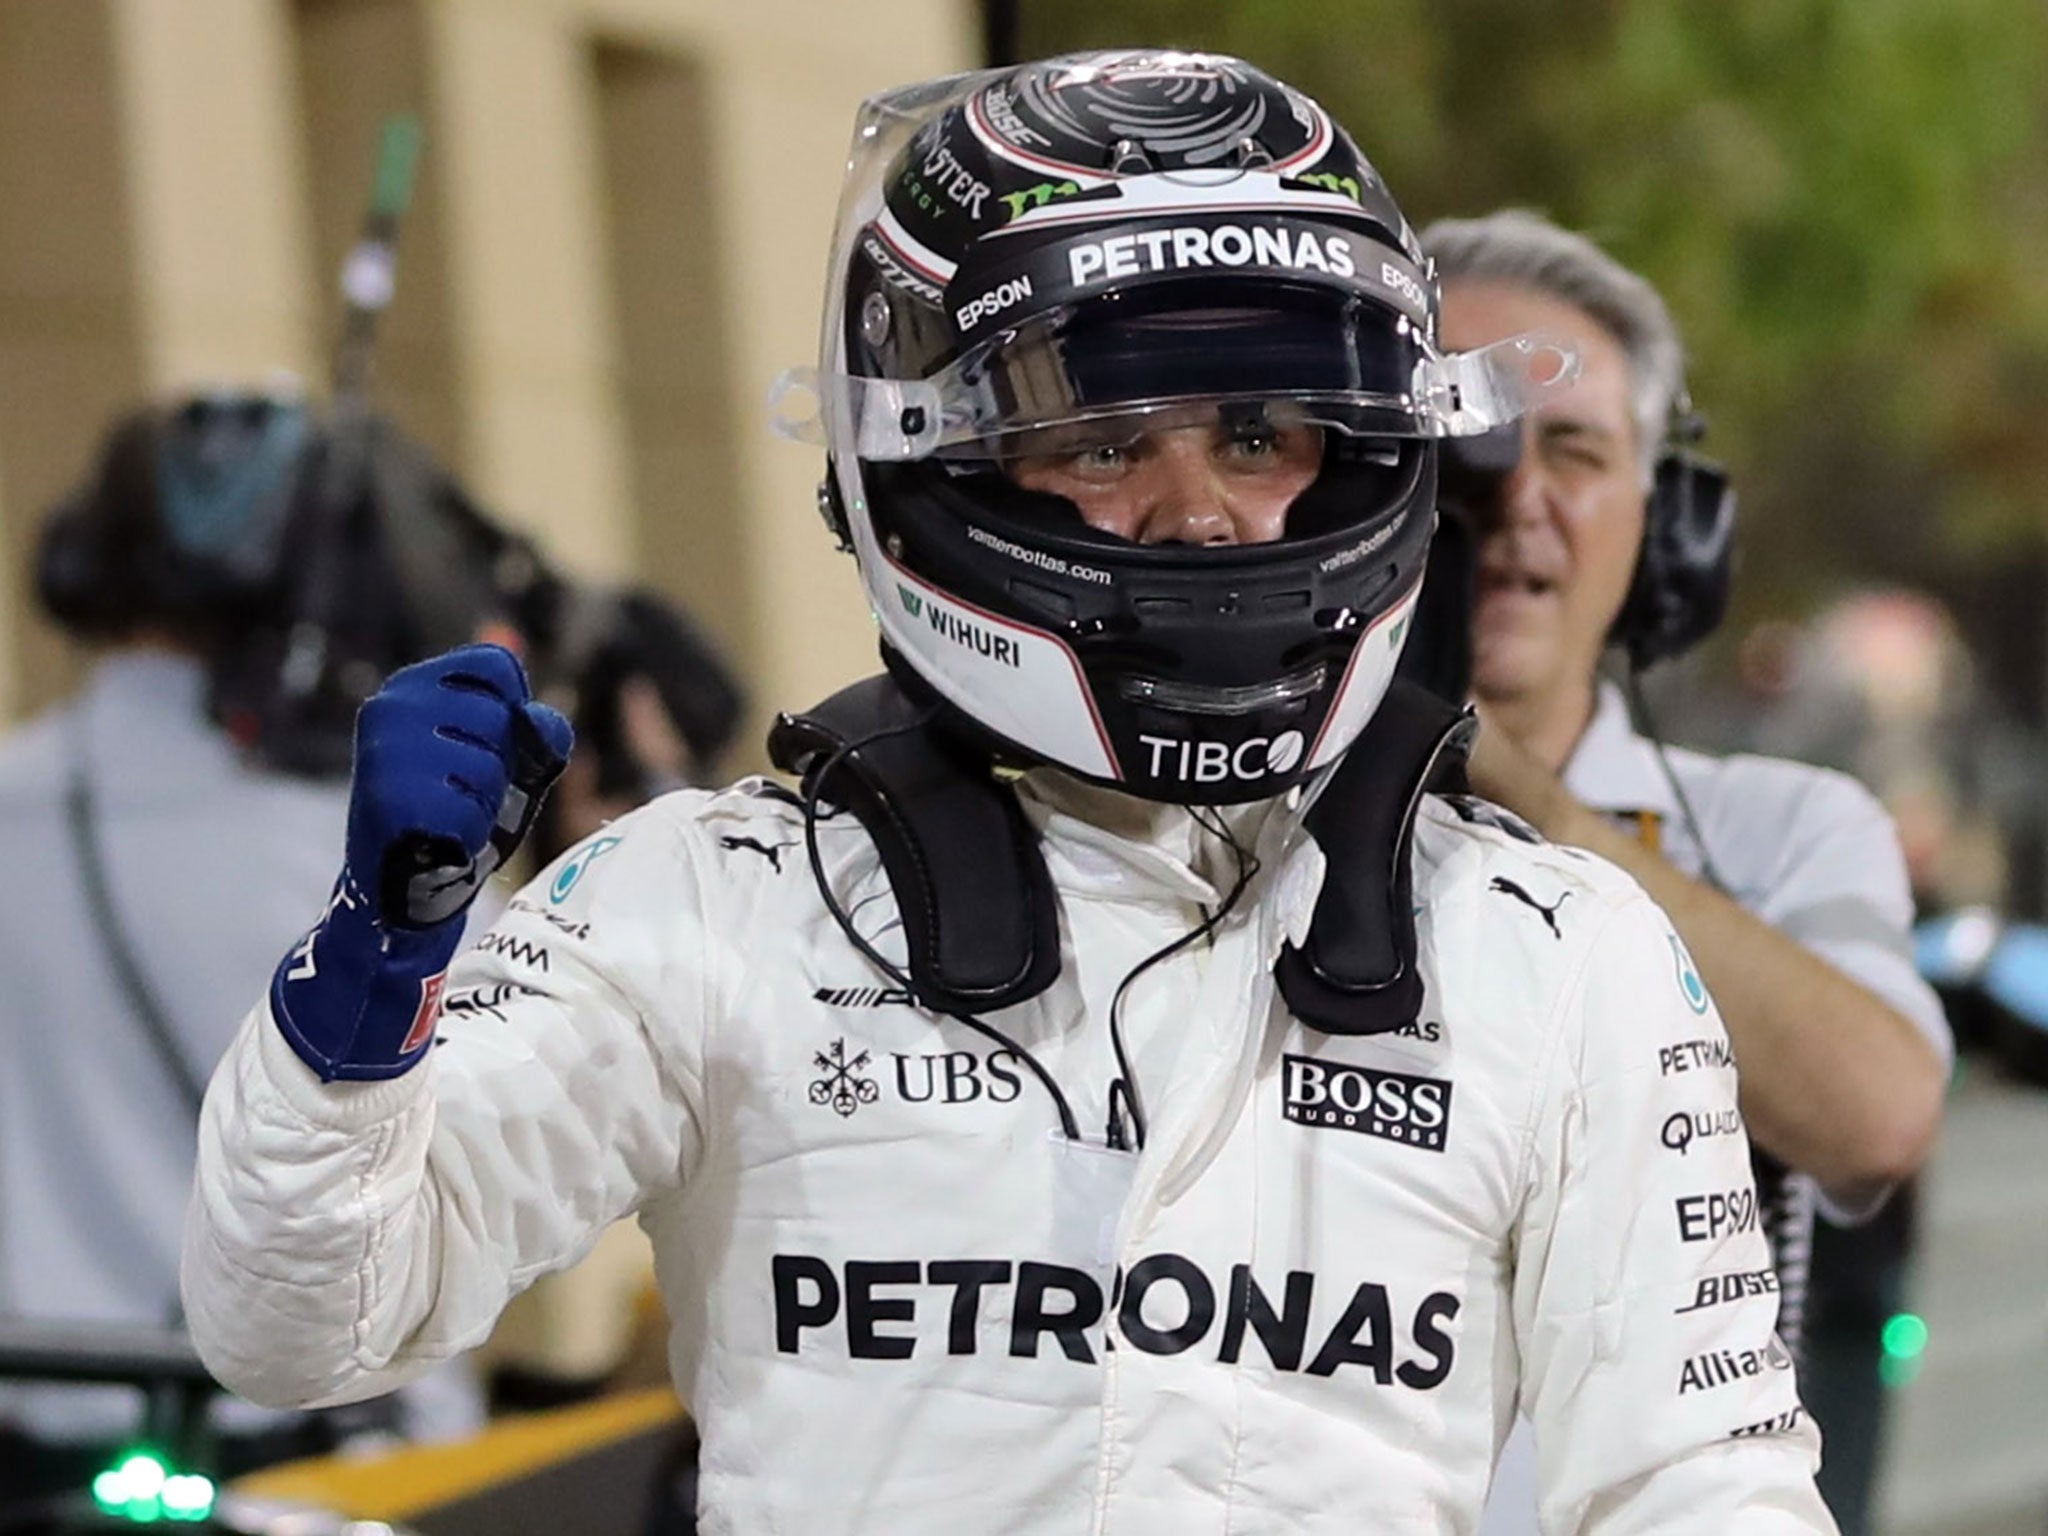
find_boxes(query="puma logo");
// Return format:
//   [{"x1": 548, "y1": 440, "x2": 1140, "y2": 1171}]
[
  {"x1": 720, "y1": 834, "x2": 795, "y2": 873},
  {"x1": 1489, "y1": 876, "x2": 1570, "y2": 938}
]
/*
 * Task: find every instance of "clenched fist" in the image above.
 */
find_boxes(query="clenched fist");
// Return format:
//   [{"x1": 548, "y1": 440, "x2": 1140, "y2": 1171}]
[{"x1": 271, "y1": 645, "x2": 573, "y2": 1081}]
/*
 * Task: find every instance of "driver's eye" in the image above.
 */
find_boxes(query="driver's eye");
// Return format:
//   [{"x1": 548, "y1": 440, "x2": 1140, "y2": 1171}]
[
  {"x1": 1075, "y1": 442, "x2": 1128, "y2": 471},
  {"x1": 1226, "y1": 429, "x2": 1279, "y2": 459}
]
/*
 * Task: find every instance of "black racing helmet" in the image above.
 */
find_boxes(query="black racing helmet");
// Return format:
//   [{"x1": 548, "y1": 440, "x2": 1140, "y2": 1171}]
[{"x1": 776, "y1": 51, "x2": 1573, "y2": 803}]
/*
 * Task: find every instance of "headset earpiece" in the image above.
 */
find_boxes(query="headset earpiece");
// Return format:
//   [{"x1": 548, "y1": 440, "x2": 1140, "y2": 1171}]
[
  {"x1": 1610, "y1": 419, "x2": 1736, "y2": 670},
  {"x1": 35, "y1": 489, "x2": 124, "y2": 637}
]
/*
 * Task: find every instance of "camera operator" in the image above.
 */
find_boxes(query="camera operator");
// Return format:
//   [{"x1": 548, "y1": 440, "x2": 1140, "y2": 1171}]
[
  {"x1": 0, "y1": 393, "x2": 497, "y2": 1506},
  {"x1": 1407, "y1": 212, "x2": 1952, "y2": 1533}
]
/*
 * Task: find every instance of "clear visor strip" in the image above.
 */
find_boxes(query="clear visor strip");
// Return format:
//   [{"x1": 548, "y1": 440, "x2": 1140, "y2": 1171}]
[{"x1": 768, "y1": 331, "x2": 1579, "y2": 461}]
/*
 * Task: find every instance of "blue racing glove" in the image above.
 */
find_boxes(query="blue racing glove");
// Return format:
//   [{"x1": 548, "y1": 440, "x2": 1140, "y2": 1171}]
[{"x1": 270, "y1": 644, "x2": 574, "y2": 1081}]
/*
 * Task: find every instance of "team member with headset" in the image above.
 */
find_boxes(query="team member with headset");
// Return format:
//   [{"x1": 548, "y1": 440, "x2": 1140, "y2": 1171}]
[
  {"x1": 0, "y1": 394, "x2": 483, "y2": 1505},
  {"x1": 1404, "y1": 211, "x2": 1951, "y2": 1534},
  {"x1": 182, "y1": 54, "x2": 1839, "y2": 1531}
]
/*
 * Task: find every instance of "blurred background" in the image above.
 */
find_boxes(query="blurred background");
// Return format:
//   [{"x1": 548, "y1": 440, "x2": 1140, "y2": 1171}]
[
  {"x1": 1, "y1": 1, "x2": 2045, "y2": 1533},
  {"x1": 0, "y1": 0, "x2": 977, "y2": 751}
]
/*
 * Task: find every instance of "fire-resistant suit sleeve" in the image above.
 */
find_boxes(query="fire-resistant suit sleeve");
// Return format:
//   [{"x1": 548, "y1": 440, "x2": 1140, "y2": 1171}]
[
  {"x1": 182, "y1": 800, "x2": 716, "y2": 1411},
  {"x1": 1513, "y1": 885, "x2": 1839, "y2": 1535}
]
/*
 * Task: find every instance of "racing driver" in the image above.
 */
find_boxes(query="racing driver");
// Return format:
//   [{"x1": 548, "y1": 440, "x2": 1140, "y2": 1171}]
[{"x1": 183, "y1": 51, "x2": 1840, "y2": 1534}]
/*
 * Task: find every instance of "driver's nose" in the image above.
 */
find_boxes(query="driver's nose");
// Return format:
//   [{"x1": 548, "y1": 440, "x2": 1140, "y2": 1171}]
[
  {"x1": 1131, "y1": 430, "x2": 1296, "y2": 546},
  {"x1": 1131, "y1": 433, "x2": 1242, "y2": 546}
]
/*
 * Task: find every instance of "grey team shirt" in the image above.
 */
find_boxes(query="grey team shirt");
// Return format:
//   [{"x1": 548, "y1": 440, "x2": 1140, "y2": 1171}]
[
  {"x1": 0, "y1": 655, "x2": 346, "y2": 1439},
  {"x1": 0, "y1": 652, "x2": 481, "y2": 1445},
  {"x1": 1562, "y1": 681, "x2": 1950, "y2": 1114}
]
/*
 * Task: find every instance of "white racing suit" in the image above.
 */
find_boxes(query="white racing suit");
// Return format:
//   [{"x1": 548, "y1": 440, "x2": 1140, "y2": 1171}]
[{"x1": 183, "y1": 771, "x2": 1838, "y2": 1533}]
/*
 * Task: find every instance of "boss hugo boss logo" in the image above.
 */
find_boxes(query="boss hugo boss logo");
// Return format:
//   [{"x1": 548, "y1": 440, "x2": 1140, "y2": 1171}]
[
  {"x1": 1281, "y1": 1055, "x2": 1452, "y2": 1151},
  {"x1": 1139, "y1": 731, "x2": 1305, "y2": 784},
  {"x1": 1661, "y1": 1105, "x2": 1744, "y2": 1155},
  {"x1": 1067, "y1": 224, "x2": 1358, "y2": 287},
  {"x1": 1442, "y1": 795, "x2": 1542, "y2": 844},
  {"x1": 770, "y1": 1252, "x2": 1459, "y2": 1387}
]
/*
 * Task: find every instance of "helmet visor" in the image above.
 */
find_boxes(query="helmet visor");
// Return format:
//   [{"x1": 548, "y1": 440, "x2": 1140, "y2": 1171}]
[
  {"x1": 777, "y1": 295, "x2": 1575, "y2": 462},
  {"x1": 930, "y1": 291, "x2": 1434, "y2": 461}
]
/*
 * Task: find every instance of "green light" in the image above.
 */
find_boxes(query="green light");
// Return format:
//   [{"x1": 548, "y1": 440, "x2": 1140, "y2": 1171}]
[
  {"x1": 118, "y1": 1454, "x2": 168, "y2": 1495},
  {"x1": 1882, "y1": 1312, "x2": 1929, "y2": 1360},
  {"x1": 93, "y1": 1470, "x2": 127, "y2": 1511},
  {"x1": 162, "y1": 1474, "x2": 216, "y2": 1521},
  {"x1": 88, "y1": 1450, "x2": 215, "y2": 1523}
]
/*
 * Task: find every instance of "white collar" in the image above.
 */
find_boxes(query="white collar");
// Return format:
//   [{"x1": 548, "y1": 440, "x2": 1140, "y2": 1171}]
[
  {"x1": 1561, "y1": 679, "x2": 1680, "y2": 819},
  {"x1": 1013, "y1": 768, "x2": 1303, "y2": 908}
]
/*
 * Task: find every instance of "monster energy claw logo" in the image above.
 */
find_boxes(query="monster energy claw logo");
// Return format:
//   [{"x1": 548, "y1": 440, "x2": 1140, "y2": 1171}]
[
  {"x1": 810, "y1": 1038, "x2": 881, "y2": 1118},
  {"x1": 1294, "y1": 171, "x2": 1363, "y2": 203},
  {"x1": 1001, "y1": 179, "x2": 1082, "y2": 221}
]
